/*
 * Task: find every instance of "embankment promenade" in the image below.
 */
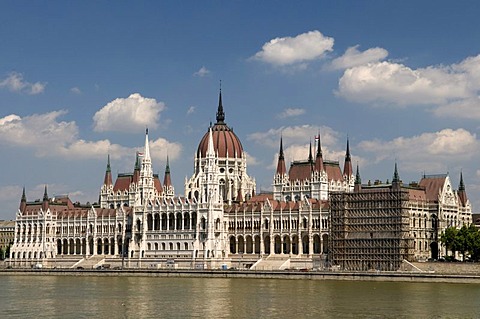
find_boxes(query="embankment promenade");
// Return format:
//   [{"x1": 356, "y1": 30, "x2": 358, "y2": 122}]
[{"x1": 1, "y1": 263, "x2": 480, "y2": 284}]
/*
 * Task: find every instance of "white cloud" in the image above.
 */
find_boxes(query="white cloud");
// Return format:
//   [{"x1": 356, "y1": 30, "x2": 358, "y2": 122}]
[
  {"x1": 251, "y1": 30, "x2": 334, "y2": 66},
  {"x1": 337, "y1": 61, "x2": 469, "y2": 106},
  {"x1": 149, "y1": 137, "x2": 182, "y2": 162},
  {"x1": 187, "y1": 106, "x2": 196, "y2": 115},
  {"x1": 244, "y1": 151, "x2": 260, "y2": 166},
  {"x1": 359, "y1": 128, "x2": 479, "y2": 172},
  {"x1": 336, "y1": 54, "x2": 480, "y2": 120},
  {"x1": 70, "y1": 87, "x2": 81, "y2": 94},
  {"x1": 0, "y1": 111, "x2": 78, "y2": 154},
  {"x1": 330, "y1": 45, "x2": 388, "y2": 70},
  {"x1": 0, "y1": 72, "x2": 46, "y2": 95},
  {"x1": 277, "y1": 108, "x2": 306, "y2": 119},
  {"x1": 193, "y1": 66, "x2": 210, "y2": 77},
  {"x1": 93, "y1": 93, "x2": 165, "y2": 133},
  {"x1": 0, "y1": 111, "x2": 182, "y2": 162}
]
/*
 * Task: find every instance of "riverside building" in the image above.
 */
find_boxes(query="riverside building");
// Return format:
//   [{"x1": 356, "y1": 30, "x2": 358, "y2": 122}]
[{"x1": 8, "y1": 91, "x2": 472, "y2": 270}]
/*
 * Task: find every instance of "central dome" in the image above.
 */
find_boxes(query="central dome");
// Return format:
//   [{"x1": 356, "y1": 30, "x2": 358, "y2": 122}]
[{"x1": 197, "y1": 91, "x2": 244, "y2": 158}]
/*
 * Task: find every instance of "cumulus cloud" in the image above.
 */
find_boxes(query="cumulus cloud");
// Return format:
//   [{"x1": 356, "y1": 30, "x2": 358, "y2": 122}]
[
  {"x1": 359, "y1": 128, "x2": 479, "y2": 172},
  {"x1": 336, "y1": 54, "x2": 480, "y2": 119},
  {"x1": 0, "y1": 72, "x2": 46, "y2": 95},
  {"x1": 0, "y1": 111, "x2": 182, "y2": 162},
  {"x1": 0, "y1": 111, "x2": 78, "y2": 153},
  {"x1": 93, "y1": 93, "x2": 165, "y2": 133},
  {"x1": 330, "y1": 45, "x2": 388, "y2": 70},
  {"x1": 244, "y1": 151, "x2": 260, "y2": 166},
  {"x1": 193, "y1": 66, "x2": 210, "y2": 77},
  {"x1": 149, "y1": 137, "x2": 182, "y2": 162},
  {"x1": 251, "y1": 30, "x2": 334, "y2": 66},
  {"x1": 277, "y1": 108, "x2": 306, "y2": 119}
]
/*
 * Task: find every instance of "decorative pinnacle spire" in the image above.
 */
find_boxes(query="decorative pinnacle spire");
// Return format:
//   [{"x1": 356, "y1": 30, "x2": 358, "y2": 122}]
[
  {"x1": 392, "y1": 162, "x2": 400, "y2": 183},
  {"x1": 134, "y1": 152, "x2": 140, "y2": 170},
  {"x1": 207, "y1": 127, "x2": 215, "y2": 157},
  {"x1": 43, "y1": 185, "x2": 48, "y2": 201},
  {"x1": 355, "y1": 164, "x2": 361, "y2": 185},
  {"x1": 21, "y1": 186, "x2": 26, "y2": 202},
  {"x1": 216, "y1": 84, "x2": 225, "y2": 123},
  {"x1": 279, "y1": 136, "x2": 284, "y2": 160},
  {"x1": 316, "y1": 132, "x2": 322, "y2": 158},
  {"x1": 106, "y1": 154, "x2": 111, "y2": 172},
  {"x1": 345, "y1": 137, "x2": 351, "y2": 161},
  {"x1": 459, "y1": 171, "x2": 465, "y2": 191},
  {"x1": 308, "y1": 140, "x2": 313, "y2": 163},
  {"x1": 144, "y1": 127, "x2": 151, "y2": 160},
  {"x1": 165, "y1": 155, "x2": 170, "y2": 174},
  {"x1": 276, "y1": 136, "x2": 287, "y2": 176}
]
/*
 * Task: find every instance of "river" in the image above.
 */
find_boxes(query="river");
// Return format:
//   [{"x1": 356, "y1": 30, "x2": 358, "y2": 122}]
[{"x1": 1, "y1": 275, "x2": 479, "y2": 318}]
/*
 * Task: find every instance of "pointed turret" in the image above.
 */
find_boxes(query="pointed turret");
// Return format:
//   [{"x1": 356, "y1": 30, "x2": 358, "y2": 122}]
[
  {"x1": 216, "y1": 88, "x2": 225, "y2": 124},
  {"x1": 133, "y1": 151, "x2": 141, "y2": 183},
  {"x1": 315, "y1": 133, "x2": 324, "y2": 172},
  {"x1": 392, "y1": 162, "x2": 401, "y2": 190},
  {"x1": 354, "y1": 164, "x2": 362, "y2": 192},
  {"x1": 103, "y1": 154, "x2": 113, "y2": 186},
  {"x1": 144, "y1": 127, "x2": 151, "y2": 161},
  {"x1": 458, "y1": 171, "x2": 468, "y2": 206},
  {"x1": 207, "y1": 127, "x2": 215, "y2": 158},
  {"x1": 308, "y1": 141, "x2": 313, "y2": 163},
  {"x1": 343, "y1": 138, "x2": 353, "y2": 177},
  {"x1": 42, "y1": 185, "x2": 49, "y2": 211},
  {"x1": 19, "y1": 186, "x2": 27, "y2": 212},
  {"x1": 163, "y1": 156, "x2": 172, "y2": 188},
  {"x1": 276, "y1": 137, "x2": 287, "y2": 176}
]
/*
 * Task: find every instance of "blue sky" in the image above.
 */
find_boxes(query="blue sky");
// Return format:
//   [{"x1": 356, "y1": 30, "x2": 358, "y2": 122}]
[{"x1": 1, "y1": 1, "x2": 480, "y2": 219}]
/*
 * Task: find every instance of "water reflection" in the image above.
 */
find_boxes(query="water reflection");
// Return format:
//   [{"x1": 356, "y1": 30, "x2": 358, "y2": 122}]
[{"x1": 1, "y1": 276, "x2": 479, "y2": 318}]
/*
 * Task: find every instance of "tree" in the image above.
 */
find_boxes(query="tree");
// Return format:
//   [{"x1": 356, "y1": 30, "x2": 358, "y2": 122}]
[{"x1": 440, "y1": 227, "x2": 458, "y2": 258}]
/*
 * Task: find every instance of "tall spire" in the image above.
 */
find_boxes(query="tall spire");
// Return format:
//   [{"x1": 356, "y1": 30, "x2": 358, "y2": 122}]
[
  {"x1": 315, "y1": 132, "x2": 324, "y2": 172},
  {"x1": 276, "y1": 136, "x2": 286, "y2": 176},
  {"x1": 354, "y1": 164, "x2": 362, "y2": 192},
  {"x1": 42, "y1": 185, "x2": 49, "y2": 211},
  {"x1": 458, "y1": 171, "x2": 468, "y2": 206},
  {"x1": 163, "y1": 156, "x2": 172, "y2": 188},
  {"x1": 103, "y1": 154, "x2": 113, "y2": 186},
  {"x1": 355, "y1": 164, "x2": 361, "y2": 185},
  {"x1": 308, "y1": 140, "x2": 313, "y2": 163},
  {"x1": 392, "y1": 162, "x2": 399, "y2": 183},
  {"x1": 216, "y1": 83, "x2": 225, "y2": 124},
  {"x1": 207, "y1": 127, "x2": 215, "y2": 157},
  {"x1": 343, "y1": 137, "x2": 353, "y2": 177},
  {"x1": 19, "y1": 186, "x2": 27, "y2": 212},
  {"x1": 144, "y1": 127, "x2": 151, "y2": 160}
]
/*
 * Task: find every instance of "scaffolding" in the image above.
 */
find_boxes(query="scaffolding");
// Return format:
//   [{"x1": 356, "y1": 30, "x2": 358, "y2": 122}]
[{"x1": 329, "y1": 188, "x2": 414, "y2": 271}]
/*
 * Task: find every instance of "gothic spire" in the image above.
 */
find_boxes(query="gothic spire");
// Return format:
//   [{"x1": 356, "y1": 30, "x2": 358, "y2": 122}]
[
  {"x1": 144, "y1": 127, "x2": 151, "y2": 161},
  {"x1": 276, "y1": 136, "x2": 286, "y2": 176},
  {"x1": 343, "y1": 137, "x2": 353, "y2": 177},
  {"x1": 104, "y1": 154, "x2": 113, "y2": 186},
  {"x1": 355, "y1": 164, "x2": 361, "y2": 185},
  {"x1": 315, "y1": 132, "x2": 324, "y2": 172},
  {"x1": 19, "y1": 186, "x2": 27, "y2": 212},
  {"x1": 163, "y1": 156, "x2": 172, "y2": 188},
  {"x1": 216, "y1": 85, "x2": 225, "y2": 124},
  {"x1": 42, "y1": 185, "x2": 49, "y2": 211},
  {"x1": 459, "y1": 171, "x2": 465, "y2": 191},
  {"x1": 392, "y1": 162, "x2": 399, "y2": 183},
  {"x1": 458, "y1": 171, "x2": 468, "y2": 206},
  {"x1": 308, "y1": 140, "x2": 313, "y2": 163}
]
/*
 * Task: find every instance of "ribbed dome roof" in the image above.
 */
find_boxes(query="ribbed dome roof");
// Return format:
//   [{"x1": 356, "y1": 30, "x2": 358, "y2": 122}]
[{"x1": 197, "y1": 91, "x2": 244, "y2": 158}]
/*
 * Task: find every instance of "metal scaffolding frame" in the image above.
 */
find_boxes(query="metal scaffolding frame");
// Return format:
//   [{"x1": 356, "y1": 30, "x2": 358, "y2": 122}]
[{"x1": 329, "y1": 188, "x2": 414, "y2": 271}]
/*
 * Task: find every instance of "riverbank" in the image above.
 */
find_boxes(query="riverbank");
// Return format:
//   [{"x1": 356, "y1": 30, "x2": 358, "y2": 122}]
[{"x1": 1, "y1": 267, "x2": 480, "y2": 284}]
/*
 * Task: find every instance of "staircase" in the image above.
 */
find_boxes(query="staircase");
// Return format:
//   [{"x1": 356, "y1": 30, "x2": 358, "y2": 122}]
[
  {"x1": 250, "y1": 256, "x2": 290, "y2": 270},
  {"x1": 72, "y1": 256, "x2": 105, "y2": 269}
]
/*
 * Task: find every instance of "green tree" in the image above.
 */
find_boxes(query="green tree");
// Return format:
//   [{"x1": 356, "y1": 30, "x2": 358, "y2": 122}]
[{"x1": 440, "y1": 227, "x2": 458, "y2": 258}]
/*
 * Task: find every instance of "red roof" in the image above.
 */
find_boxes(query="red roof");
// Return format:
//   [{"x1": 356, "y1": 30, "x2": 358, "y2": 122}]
[
  {"x1": 419, "y1": 175, "x2": 446, "y2": 202},
  {"x1": 197, "y1": 123, "x2": 243, "y2": 158}
]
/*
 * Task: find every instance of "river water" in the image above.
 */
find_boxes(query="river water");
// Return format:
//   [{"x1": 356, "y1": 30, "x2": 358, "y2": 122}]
[{"x1": 1, "y1": 275, "x2": 479, "y2": 318}]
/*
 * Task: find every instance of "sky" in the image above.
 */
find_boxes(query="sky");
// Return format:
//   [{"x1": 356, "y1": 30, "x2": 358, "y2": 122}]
[{"x1": 1, "y1": 1, "x2": 480, "y2": 219}]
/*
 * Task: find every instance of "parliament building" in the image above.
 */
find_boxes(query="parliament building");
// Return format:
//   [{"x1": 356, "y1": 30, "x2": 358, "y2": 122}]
[{"x1": 8, "y1": 92, "x2": 472, "y2": 270}]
